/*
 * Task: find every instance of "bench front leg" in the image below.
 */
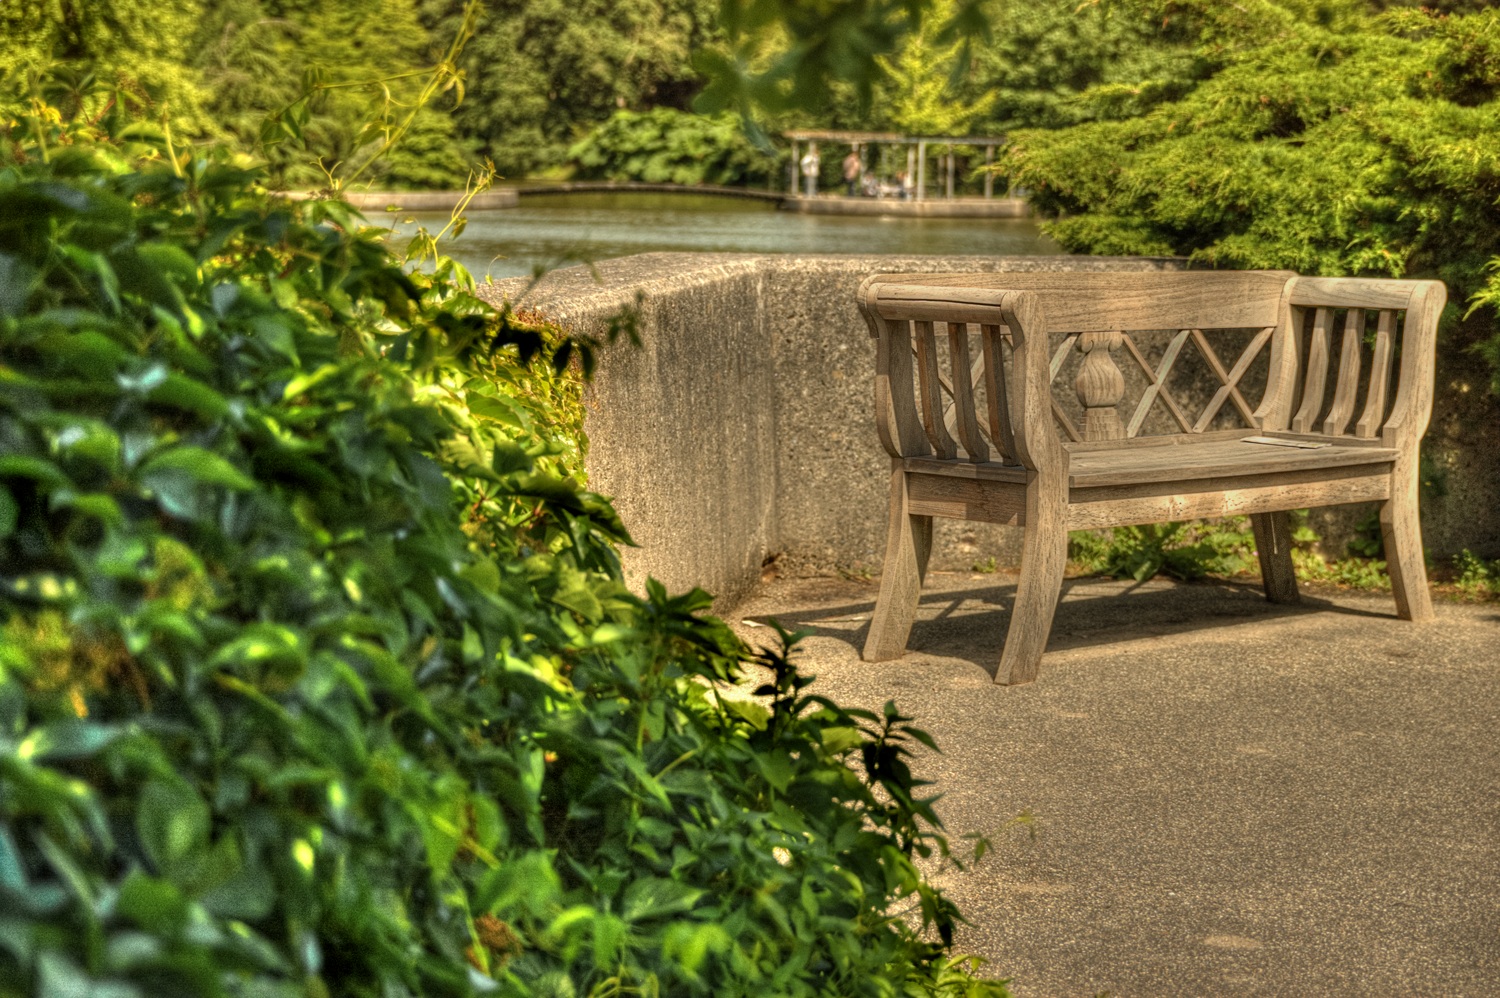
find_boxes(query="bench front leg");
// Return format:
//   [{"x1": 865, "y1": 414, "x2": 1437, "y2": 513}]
[
  {"x1": 864, "y1": 464, "x2": 933, "y2": 662},
  {"x1": 996, "y1": 472, "x2": 1068, "y2": 686}
]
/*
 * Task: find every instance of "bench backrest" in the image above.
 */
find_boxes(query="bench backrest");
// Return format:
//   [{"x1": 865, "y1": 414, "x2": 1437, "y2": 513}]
[
  {"x1": 860, "y1": 270, "x2": 1445, "y2": 466},
  {"x1": 1276, "y1": 277, "x2": 1445, "y2": 445}
]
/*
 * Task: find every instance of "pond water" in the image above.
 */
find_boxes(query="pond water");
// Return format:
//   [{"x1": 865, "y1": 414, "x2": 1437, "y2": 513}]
[{"x1": 385, "y1": 192, "x2": 1060, "y2": 280}]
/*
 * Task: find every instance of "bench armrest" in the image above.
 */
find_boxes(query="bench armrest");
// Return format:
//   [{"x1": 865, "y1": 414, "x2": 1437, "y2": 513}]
[
  {"x1": 1261, "y1": 276, "x2": 1447, "y2": 449},
  {"x1": 859, "y1": 278, "x2": 1064, "y2": 473}
]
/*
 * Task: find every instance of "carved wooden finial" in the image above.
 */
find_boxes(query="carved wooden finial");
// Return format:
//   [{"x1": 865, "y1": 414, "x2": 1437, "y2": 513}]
[{"x1": 1076, "y1": 330, "x2": 1125, "y2": 441}]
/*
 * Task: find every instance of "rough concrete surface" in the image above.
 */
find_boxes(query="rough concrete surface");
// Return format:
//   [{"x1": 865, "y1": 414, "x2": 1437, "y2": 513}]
[{"x1": 727, "y1": 573, "x2": 1500, "y2": 998}]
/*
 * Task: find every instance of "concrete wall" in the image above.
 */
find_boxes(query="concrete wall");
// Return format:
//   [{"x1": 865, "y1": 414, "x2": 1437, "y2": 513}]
[{"x1": 478, "y1": 253, "x2": 1500, "y2": 608}]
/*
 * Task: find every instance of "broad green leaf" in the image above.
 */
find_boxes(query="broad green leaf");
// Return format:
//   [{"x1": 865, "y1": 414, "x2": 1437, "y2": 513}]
[
  {"x1": 621, "y1": 877, "x2": 704, "y2": 922},
  {"x1": 140, "y1": 447, "x2": 254, "y2": 491},
  {"x1": 136, "y1": 778, "x2": 210, "y2": 879}
]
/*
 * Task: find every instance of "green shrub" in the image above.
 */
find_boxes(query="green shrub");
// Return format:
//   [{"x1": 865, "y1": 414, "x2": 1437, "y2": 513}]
[
  {"x1": 1068, "y1": 512, "x2": 1401, "y2": 592},
  {"x1": 0, "y1": 100, "x2": 1006, "y2": 996},
  {"x1": 1068, "y1": 520, "x2": 1257, "y2": 582},
  {"x1": 568, "y1": 108, "x2": 778, "y2": 187},
  {"x1": 1453, "y1": 549, "x2": 1500, "y2": 598}
]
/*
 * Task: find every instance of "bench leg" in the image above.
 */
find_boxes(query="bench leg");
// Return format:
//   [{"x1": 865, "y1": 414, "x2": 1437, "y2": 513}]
[
  {"x1": 996, "y1": 482, "x2": 1068, "y2": 686},
  {"x1": 864, "y1": 468, "x2": 932, "y2": 661},
  {"x1": 1251, "y1": 511, "x2": 1300, "y2": 604},
  {"x1": 1382, "y1": 462, "x2": 1434, "y2": 622}
]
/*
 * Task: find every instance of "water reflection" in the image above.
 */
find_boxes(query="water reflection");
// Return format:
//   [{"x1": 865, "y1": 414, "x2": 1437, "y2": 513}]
[{"x1": 383, "y1": 192, "x2": 1060, "y2": 280}]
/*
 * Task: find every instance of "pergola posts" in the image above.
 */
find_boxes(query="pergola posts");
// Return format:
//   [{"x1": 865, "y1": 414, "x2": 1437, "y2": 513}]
[{"x1": 781, "y1": 131, "x2": 1006, "y2": 200}]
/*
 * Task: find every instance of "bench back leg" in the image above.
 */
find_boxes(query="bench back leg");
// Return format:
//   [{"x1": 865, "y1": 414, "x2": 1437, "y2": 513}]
[
  {"x1": 996, "y1": 478, "x2": 1069, "y2": 685},
  {"x1": 864, "y1": 466, "x2": 934, "y2": 662},
  {"x1": 1251, "y1": 511, "x2": 1301, "y2": 605},
  {"x1": 1382, "y1": 456, "x2": 1435, "y2": 623}
]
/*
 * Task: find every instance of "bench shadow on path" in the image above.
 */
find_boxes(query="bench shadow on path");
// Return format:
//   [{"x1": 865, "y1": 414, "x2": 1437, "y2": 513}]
[{"x1": 747, "y1": 576, "x2": 1394, "y2": 680}]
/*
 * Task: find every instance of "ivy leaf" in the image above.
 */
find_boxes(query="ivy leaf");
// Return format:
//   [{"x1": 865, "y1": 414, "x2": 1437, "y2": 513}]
[{"x1": 136, "y1": 778, "x2": 211, "y2": 880}]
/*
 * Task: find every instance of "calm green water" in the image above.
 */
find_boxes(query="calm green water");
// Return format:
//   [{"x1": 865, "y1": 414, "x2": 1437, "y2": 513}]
[{"x1": 386, "y1": 192, "x2": 1059, "y2": 280}]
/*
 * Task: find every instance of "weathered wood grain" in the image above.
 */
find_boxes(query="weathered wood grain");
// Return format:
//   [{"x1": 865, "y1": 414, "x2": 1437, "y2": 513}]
[
  {"x1": 1382, "y1": 452, "x2": 1434, "y2": 623},
  {"x1": 980, "y1": 323, "x2": 1018, "y2": 464},
  {"x1": 1322, "y1": 309, "x2": 1365, "y2": 437},
  {"x1": 1076, "y1": 330, "x2": 1126, "y2": 441},
  {"x1": 1190, "y1": 328, "x2": 1262, "y2": 429},
  {"x1": 1124, "y1": 329, "x2": 1193, "y2": 437},
  {"x1": 997, "y1": 474, "x2": 1068, "y2": 686},
  {"x1": 1065, "y1": 436, "x2": 1397, "y2": 488},
  {"x1": 1251, "y1": 510, "x2": 1301, "y2": 604},
  {"x1": 906, "y1": 472, "x2": 1027, "y2": 524},
  {"x1": 1355, "y1": 310, "x2": 1396, "y2": 439},
  {"x1": 1291, "y1": 308, "x2": 1332, "y2": 434},
  {"x1": 1066, "y1": 467, "x2": 1393, "y2": 530},
  {"x1": 1289, "y1": 276, "x2": 1419, "y2": 310},
  {"x1": 871, "y1": 270, "x2": 1294, "y2": 332},
  {"x1": 864, "y1": 464, "x2": 935, "y2": 661},
  {"x1": 915, "y1": 320, "x2": 959, "y2": 459},
  {"x1": 946, "y1": 321, "x2": 990, "y2": 462}
]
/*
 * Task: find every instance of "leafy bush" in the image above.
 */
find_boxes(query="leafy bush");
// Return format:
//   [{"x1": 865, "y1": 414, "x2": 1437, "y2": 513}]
[
  {"x1": 1067, "y1": 512, "x2": 1405, "y2": 592},
  {"x1": 0, "y1": 99, "x2": 1007, "y2": 996},
  {"x1": 1453, "y1": 549, "x2": 1500, "y2": 598},
  {"x1": 569, "y1": 108, "x2": 778, "y2": 187},
  {"x1": 1068, "y1": 520, "x2": 1257, "y2": 582}
]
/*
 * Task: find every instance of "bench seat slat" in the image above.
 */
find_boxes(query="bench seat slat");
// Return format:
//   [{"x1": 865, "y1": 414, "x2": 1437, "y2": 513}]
[{"x1": 1064, "y1": 434, "x2": 1397, "y2": 488}]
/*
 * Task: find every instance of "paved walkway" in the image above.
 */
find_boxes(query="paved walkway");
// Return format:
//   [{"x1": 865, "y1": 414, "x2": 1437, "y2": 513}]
[{"x1": 727, "y1": 572, "x2": 1500, "y2": 997}]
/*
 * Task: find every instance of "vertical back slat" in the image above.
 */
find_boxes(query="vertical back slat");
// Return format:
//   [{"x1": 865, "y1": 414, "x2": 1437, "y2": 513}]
[
  {"x1": 1355, "y1": 309, "x2": 1397, "y2": 438},
  {"x1": 1291, "y1": 307, "x2": 1332, "y2": 433},
  {"x1": 946, "y1": 322, "x2": 990, "y2": 462},
  {"x1": 877, "y1": 317, "x2": 930, "y2": 457},
  {"x1": 1322, "y1": 309, "x2": 1365, "y2": 436},
  {"x1": 980, "y1": 323, "x2": 1017, "y2": 464},
  {"x1": 914, "y1": 320, "x2": 959, "y2": 459}
]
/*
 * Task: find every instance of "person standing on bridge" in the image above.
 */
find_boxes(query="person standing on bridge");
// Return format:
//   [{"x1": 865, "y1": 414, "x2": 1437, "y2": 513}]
[
  {"x1": 843, "y1": 149, "x2": 862, "y2": 197},
  {"x1": 799, "y1": 146, "x2": 820, "y2": 197}
]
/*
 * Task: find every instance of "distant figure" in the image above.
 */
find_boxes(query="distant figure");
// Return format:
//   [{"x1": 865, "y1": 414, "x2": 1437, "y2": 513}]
[
  {"x1": 800, "y1": 148, "x2": 820, "y2": 196},
  {"x1": 843, "y1": 150, "x2": 862, "y2": 196},
  {"x1": 895, "y1": 170, "x2": 913, "y2": 200}
]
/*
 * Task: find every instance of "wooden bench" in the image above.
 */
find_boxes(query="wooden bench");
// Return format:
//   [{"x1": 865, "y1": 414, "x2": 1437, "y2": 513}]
[{"x1": 856, "y1": 270, "x2": 1446, "y2": 684}]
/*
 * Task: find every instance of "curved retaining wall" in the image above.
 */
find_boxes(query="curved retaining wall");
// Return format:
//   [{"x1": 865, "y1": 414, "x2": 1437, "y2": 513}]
[{"x1": 478, "y1": 253, "x2": 1500, "y2": 608}]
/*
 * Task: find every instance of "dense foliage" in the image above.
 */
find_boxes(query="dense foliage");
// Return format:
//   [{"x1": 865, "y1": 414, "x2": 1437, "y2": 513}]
[
  {"x1": 3, "y1": 0, "x2": 475, "y2": 190},
  {"x1": 0, "y1": 105, "x2": 1008, "y2": 995},
  {"x1": 568, "y1": 109, "x2": 776, "y2": 187},
  {"x1": 420, "y1": 0, "x2": 720, "y2": 177}
]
